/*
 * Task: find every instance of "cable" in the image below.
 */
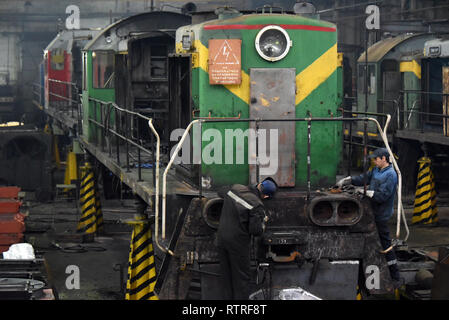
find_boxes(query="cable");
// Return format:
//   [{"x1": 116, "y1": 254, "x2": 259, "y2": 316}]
[{"x1": 52, "y1": 242, "x2": 107, "y2": 253}]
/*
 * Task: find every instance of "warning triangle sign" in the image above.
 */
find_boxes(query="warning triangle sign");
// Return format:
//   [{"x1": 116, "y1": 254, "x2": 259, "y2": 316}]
[
  {"x1": 208, "y1": 39, "x2": 242, "y2": 85},
  {"x1": 213, "y1": 40, "x2": 240, "y2": 65}
]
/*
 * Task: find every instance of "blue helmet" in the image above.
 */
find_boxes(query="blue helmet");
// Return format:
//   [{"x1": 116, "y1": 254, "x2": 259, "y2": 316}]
[{"x1": 260, "y1": 178, "x2": 277, "y2": 198}]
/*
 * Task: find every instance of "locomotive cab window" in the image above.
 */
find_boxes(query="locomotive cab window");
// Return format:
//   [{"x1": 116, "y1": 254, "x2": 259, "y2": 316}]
[
  {"x1": 51, "y1": 49, "x2": 65, "y2": 70},
  {"x1": 255, "y1": 25, "x2": 292, "y2": 62},
  {"x1": 358, "y1": 64, "x2": 376, "y2": 94},
  {"x1": 92, "y1": 51, "x2": 115, "y2": 89}
]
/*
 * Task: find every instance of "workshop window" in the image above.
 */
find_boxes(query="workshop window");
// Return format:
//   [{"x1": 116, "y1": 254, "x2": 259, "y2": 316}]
[{"x1": 358, "y1": 64, "x2": 376, "y2": 94}]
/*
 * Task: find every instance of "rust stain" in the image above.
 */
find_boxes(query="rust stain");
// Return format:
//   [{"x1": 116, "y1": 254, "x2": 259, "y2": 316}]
[
  {"x1": 267, "y1": 81, "x2": 276, "y2": 90},
  {"x1": 260, "y1": 98, "x2": 270, "y2": 107},
  {"x1": 259, "y1": 94, "x2": 270, "y2": 107}
]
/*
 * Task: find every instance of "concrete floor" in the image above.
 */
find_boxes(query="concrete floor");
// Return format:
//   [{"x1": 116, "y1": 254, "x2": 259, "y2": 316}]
[
  {"x1": 23, "y1": 196, "x2": 136, "y2": 300},
  {"x1": 20, "y1": 191, "x2": 449, "y2": 300},
  {"x1": 398, "y1": 201, "x2": 449, "y2": 250}
]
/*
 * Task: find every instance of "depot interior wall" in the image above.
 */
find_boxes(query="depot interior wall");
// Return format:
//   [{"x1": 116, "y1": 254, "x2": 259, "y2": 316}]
[{"x1": 0, "y1": 34, "x2": 21, "y2": 85}]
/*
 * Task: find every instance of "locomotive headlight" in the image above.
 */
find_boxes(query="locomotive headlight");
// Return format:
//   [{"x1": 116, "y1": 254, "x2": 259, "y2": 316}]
[{"x1": 255, "y1": 25, "x2": 292, "y2": 62}]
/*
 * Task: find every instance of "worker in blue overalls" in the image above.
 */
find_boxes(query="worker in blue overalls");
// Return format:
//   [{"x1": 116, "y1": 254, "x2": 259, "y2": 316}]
[{"x1": 337, "y1": 147, "x2": 402, "y2": 286}]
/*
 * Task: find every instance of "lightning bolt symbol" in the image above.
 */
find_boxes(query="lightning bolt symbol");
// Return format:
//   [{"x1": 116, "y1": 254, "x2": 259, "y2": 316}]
[{"x1": 223, "y1": 46, "x2": 230, "y2": 60}]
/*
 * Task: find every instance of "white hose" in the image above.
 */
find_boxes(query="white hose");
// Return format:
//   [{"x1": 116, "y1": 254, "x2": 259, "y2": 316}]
[
  {"x1": 367, "y1": 116, "x2": 409, "y2": 242},
  {"x1": 148, "y1": 119, "x2": 173, "y2": 255}
]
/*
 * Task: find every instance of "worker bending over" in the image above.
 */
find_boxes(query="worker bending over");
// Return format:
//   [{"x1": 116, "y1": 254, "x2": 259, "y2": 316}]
[{"x1": 217, "y1": 177, "x2": 277, "y2": 300}]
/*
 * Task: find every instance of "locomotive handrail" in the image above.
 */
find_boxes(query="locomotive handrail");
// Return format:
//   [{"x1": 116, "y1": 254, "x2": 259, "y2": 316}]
[
  {"x1": 160, "y1": 119, "x2": 200, "y2": 256},
  {"x1": 47, "y1": 78, "x2": 80, "y2": 120},
  {"x1": 86, "y1": 97, "x2": 174, "y2": 255},
  {"x1": 148, "y1": 119, "x2": 174, "y2": 256},
  {"x1": 87, "y1": 97, "x2": 157, "y2": 176},
  {"x1": 399, "y1": 109, "x2": 449, "y2": 119},
  {"x1": 48, "y1": 78, "x2": 78, "y2": 87}
]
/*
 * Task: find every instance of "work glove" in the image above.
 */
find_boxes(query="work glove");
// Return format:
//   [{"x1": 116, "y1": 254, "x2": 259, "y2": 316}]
[
  {"x1": 355, "y1": 187, "x2": 374, "y2": 198},
  {"x1": 336, "y1": 176, "x2": 352, "y2": 188}
]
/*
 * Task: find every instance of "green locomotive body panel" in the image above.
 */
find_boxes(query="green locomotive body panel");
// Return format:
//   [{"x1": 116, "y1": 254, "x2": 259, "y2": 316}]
[
  {"x1": 177, "y1": 13, "x2": 343, "y2": 189},
  {"x1": 81, "y1": 51, "x2": 115, "y2": 144}
]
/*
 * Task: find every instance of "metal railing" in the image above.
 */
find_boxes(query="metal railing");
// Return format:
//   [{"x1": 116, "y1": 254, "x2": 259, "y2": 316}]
[
  {"x1": 87, "y1": 97, "x2": 158, "y2": 185},
  {"x1": 399, "y1": 90, "x2": 449, "y2": 135},
  {"x1": 47, "y1": 79, "x2": 80, "y2": 118},
  {"x1": 32, "y1": 82, "x2": 44, "y2": 108},
  {"x1": 33, "y1": 79, "x2": 83, "y2": 130}
]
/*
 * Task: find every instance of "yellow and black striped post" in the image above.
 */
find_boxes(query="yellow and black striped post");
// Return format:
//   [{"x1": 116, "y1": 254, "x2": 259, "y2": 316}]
[
  {"x1": 125, "y1": 220, "x2": 158, "y2": 300},
  {"x1": 95, "y1": 187, "x2": 104, "y2": 232},
  {"x1": 77, "y1": 163, "x2": 98, "y2": 234},
  {"x1": 412, "y1": 157, "x2": 439, "y2": 224}
]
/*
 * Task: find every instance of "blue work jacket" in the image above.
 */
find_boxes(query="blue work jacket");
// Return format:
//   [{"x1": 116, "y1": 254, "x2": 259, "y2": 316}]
[{"x1": 351, "y1": 164, "x2": 398, "y2": 221}]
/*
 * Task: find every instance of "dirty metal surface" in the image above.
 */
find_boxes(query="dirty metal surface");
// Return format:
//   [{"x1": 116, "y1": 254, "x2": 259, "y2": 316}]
[
  {"x1": 396, "y1": 129, "x2": 449, "y2": 146},
  {"x1": 270, "y1": 261, "x2": 359, "y2": 300},
  {"x1": 431, "y1": 246, "x2": 449, "y2": 299},
  {"x1": 249, "y1": 68, "x2": 296, "y2": 187},
  {"x1": 156, "y1": 198, "x2": 199, "y2": 299}
]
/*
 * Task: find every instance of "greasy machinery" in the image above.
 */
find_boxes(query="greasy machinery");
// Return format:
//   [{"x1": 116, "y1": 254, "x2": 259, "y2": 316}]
[{"x1": 38, "y1": 7, "x2": 408, "y2": 299}]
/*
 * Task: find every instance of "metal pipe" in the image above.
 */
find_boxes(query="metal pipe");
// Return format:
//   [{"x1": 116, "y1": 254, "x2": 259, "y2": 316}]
[
  {"x1": 363, "y1": 119, "x2": 368, "y2": 195},
  {"x1": 255, "y1": 120, "x2": 260, "y2": 184},
  {"x1": 341, "y1": 109, "x2": 389, "y2": 118},
  {"x1": 137, "y1": 119, "x2": 142, "y2": 182},
  {"x1": 116, "y1": 108, "x2": 120, "y2": 165},
  {"x1": 365, "y1": 29, "x2": 369, "y2": 115},
  {"x1": 348, "y1": 116, "x2": 353, "y2": 176},
  {"x1": 161, "y1": 119, "x2": 199, "y2": 250},
  {"x1": 125, "y1": 114, "x2": 130, "y2": 172},
  {"x1": 198, "y1": 121, "x2": 203, "y2": 198},
  {"x1": 148, "y1": 119, "x2": 173, "y2": 256},
  {"x1": 307, "y1": 113, "x2": 312, "y2": 201},
  {"x1": 201, "y1": 117, "x2": 375, "y2": 123}
]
